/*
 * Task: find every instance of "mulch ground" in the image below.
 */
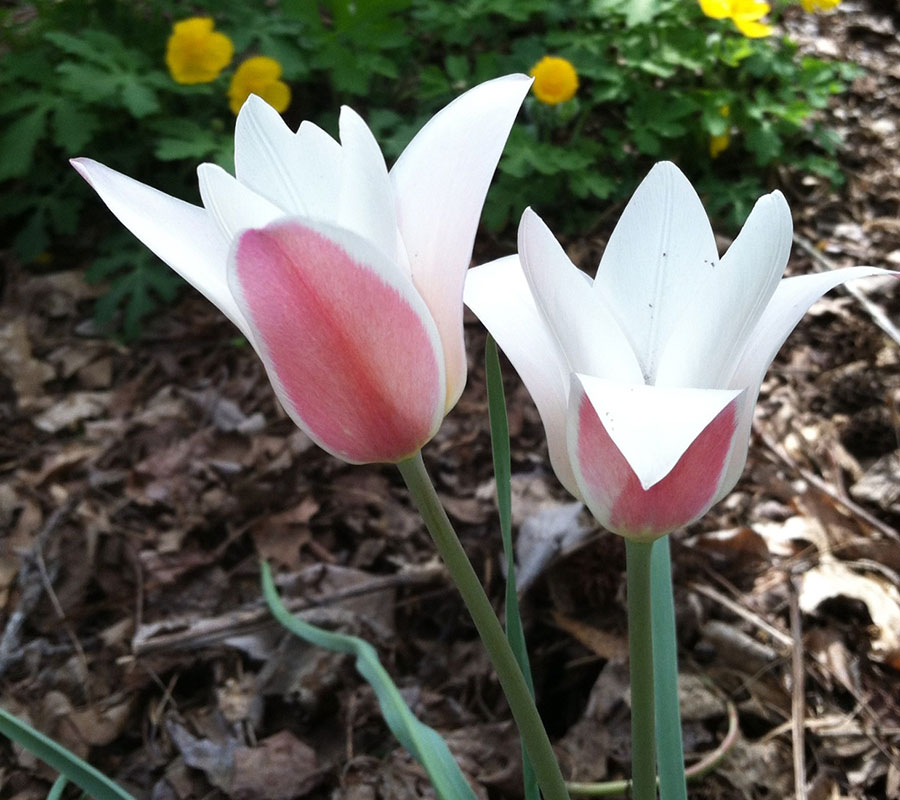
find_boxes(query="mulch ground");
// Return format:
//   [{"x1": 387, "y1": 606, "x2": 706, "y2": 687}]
[{"x1": 2, "y1": 3, "x2": 900, "y2": 799}]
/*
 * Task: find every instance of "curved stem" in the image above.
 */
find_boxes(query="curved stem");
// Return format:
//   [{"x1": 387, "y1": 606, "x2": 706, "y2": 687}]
[
  {"x1": 565, "y1": 699, "x2": 739, "y2": 797},
  {"x1": 626, "y1": 539, "x2": 657, "y2": 800},
  {"x1": 397, "y1": 452, "x2": 570, "y2": 800}
]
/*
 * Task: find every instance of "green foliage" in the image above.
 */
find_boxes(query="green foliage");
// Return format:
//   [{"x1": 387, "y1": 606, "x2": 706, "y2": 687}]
[{"x1": 0, "y1": 0, "x2": 858, "y2": 336}]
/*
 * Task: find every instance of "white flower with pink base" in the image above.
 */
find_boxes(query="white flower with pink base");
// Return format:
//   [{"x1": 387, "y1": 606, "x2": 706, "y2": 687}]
[
  {"x1": 72, "y1": 74, "x2": 532, "y2": 464},
  {"x1": 465, "y1": 161, "x2": 891, "y2": 540}
]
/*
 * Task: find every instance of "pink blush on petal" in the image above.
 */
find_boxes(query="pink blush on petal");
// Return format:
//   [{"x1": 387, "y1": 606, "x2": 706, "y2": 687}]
[
  {"x1": 234, "y1": 222, "x2": 443, "y2": 463},
  {"x1": 576, "y1": 392, "x2": 738, "y2": 538}
]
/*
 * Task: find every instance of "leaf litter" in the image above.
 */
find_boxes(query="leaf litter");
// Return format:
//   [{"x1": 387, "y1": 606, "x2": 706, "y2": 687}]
[{"x1": 2, "y1": 5, "x2": 900, "y2": 798}]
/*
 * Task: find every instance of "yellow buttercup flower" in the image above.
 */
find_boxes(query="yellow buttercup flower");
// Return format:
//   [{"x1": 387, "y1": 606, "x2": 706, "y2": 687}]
[
  {"x1": 800, "y1": 0, "x2": 840, "y2": 11},
  {"x1": 228, "y1": 56, "x2": 291, "y2": 115},
  {"x1": 709, "y1": 105, "x2": 731, "y2": 158},
  {"x1": 529, "y1": 56, "x2": 579, "y2": 106},
  {"x1": 699, "y1": 0, "x2": 773, "y2": 38},
  {"x1": 166, "y1": 18, "x2": 233, "y2": 85}
]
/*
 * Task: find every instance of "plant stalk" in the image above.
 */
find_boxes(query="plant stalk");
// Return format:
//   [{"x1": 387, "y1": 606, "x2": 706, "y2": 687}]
[
  {"x1": 398, "y1": 452, "x2": 569, "y2": 800},
  {"x1": 626, "y1": 538, "x2": 657, "y2": 800}
]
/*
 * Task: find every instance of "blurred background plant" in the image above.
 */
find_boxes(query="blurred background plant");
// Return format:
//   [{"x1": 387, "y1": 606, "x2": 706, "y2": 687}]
[{"x1": 0, "y1": 0, "x2": 855, "y2": 337}]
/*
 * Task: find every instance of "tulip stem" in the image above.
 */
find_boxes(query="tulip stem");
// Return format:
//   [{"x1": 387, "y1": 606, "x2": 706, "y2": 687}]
[
  {"x1": 398, "y1": 452, "x2": 570, "y2": 800},
  {"x1": 626, "y1": 538, "x2": 657, "y2": 800}
]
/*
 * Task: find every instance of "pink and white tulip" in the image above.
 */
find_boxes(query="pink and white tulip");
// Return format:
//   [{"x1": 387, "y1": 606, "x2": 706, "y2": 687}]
[
  {"x1": 465, "y1": 162, "x2": 892, "y2": 540},
  {"x1": 72, "y1": 75, "x2": 531, "y2": 464}
]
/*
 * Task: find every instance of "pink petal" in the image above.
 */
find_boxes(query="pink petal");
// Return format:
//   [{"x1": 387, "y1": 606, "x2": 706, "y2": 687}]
[
  {"x1": 228, "y1": 218, "x2": 445, "y2": 464},
  {"x1": 568, "y1": 377, "x2": 742, "y2": 540}
]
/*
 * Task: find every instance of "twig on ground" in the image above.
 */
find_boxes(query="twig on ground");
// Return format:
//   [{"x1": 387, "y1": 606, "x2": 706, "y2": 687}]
[
  {"x1": 131, "y1": 562, "x2": 445, "y2": 656},
  {"x1": 789, "y1": 576, "x2": 808, "y2": 800},
  {"x1": 754, "y1": 421, "x2": 900, "y2": 544},
  {"x1": 0, "y1": 498, "x2": 77, "y2": 679},
  {"x1": 793, "y1": 232, "x2": 900, "y2": 348},
  {"x1": 688, "y1": 580, "x2": 794, "y2": 652}
]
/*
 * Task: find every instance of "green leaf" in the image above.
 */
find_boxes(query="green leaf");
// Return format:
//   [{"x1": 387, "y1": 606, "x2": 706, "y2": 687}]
[
  {"x1": 119, "y1": 78, "x2": 160, "y2": 118},
  {"x1": 51, "y1": 104, "x2": 100, "y2": 152},
  {"x1": 746, "y1": 121, "x2": 782, "y2": 165},
  {"x1": 485, "y1": 337, "x2": 539, "y2": 800},
  {"x1": 0, "y1": 707, "x2": 136, "y2": 800},
  {"x1": 625, "y1": 0, "x2": 657, "y2": 27},
  {"x1": 0, "y1": 106, "x2": 47, "y2": 180},
  {"x1": 261, "y1": 562, "x2": 478, "y2": 800}
]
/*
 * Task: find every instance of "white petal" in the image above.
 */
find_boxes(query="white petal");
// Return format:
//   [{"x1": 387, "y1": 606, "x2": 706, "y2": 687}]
[
  {"x1": 717, "y1": 266, "x2": 896, "y2": 496},
  {"x1": 337, "y1": 106, "x2": 398, "y2": 266},
  {"x1": 391, "y1": 74, "x2": 532, "y2": 409},
  {"x1": 293, "y1": 120, "x2": 344, "y2": 221},
  {"x1": 654, "y1": 191, "x2": 793, "y2": 388},
  {"x1": 574, "y1": 374, "x2": 744, "y2": 490},
  {"x1": 464, "y1": 255, "x2": 579, "y2": 497},
  {"x1": 518, "y1": 208, "x2": 643, "y2": 384},
  {"x1": 198, "y1": 163, "x2": 284, "y2": 240},
  {"x1": 71, "y1": 157, "x2": 250, "y2": 338},
  {"x1": 234, "y1": 95, "x2": 311, "y2": 216},
  {"x1": 593, "y1": 162, "x2": 719, "y2": 384}
]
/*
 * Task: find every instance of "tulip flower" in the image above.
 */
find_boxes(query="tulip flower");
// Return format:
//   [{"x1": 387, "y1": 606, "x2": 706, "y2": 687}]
[
  {"x1": 465, "y1": 162, "x2": 891, "y2": 541},
  {"x1": 72, "y1": 74, "x2": 531, "y2": 464}
]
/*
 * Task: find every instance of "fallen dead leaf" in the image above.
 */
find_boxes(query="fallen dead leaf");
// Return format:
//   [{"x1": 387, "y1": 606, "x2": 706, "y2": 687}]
[{"x1": 800, "y1": 560, "x2": 900, "y2": 668}]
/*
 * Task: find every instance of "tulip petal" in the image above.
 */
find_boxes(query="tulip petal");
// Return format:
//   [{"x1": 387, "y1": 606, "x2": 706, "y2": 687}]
[
  {"x1": 716, "y1": 266, "x2": 895, "y2": 496},
  {"x1": 198, "y1": 163, "x2": 284, "y2": 240},
  {"x1": 568, "y1": 375, "x2": 743, "y2": 540},
  {"x1": 593, "y1": 161, "x2": 719, "y2": 384},
  {"x1": 464, "y1": 255, "x2": 579, "y2": 496},
  {"x1": 234, "y1": 95, "x2": 343, "y2": 218},
  {"x1": 654, "y1": 190, "x2": 792, "y2": 388},
  {"x1": 293, "y1": 120, "x2": 344, "y2": 221},
  {"x1": 228, "y1": 218, "x2": 445, "y2": 464},
  {"x1": 391, "y1": 74, "x2": 532, "y2": 410},
  {"x1": 71, "y1": 157, "x2": 250, "y2": 338},
  {"x1": 518, "y1": 208, "x2": 644, "y2": 385},
  {"x1": 337, "y1": 107, "x2": 399, "y2": 267}
]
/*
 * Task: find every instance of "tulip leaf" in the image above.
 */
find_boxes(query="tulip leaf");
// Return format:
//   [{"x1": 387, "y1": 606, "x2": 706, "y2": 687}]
[
  {"x1": 260, "y1": 562, "x2": 478, "y2": 800},
  {"x1": 0, "y1": 707, "x2": 136, "y2": 800},
  {"x1": 485, "y1": 336, "x2": 539, "y2": 800},
  {"x1": 651, "y1": 536, "x2": 688, "y2": 800}
]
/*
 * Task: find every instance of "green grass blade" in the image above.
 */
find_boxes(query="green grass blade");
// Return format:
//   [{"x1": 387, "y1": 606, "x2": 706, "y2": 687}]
[
  {"x1": 485, "y1": 335, "x2": 539, "y2": 800},
  {"x1": 261, "y1": 562, "x2": 477, "y2": 800},
  {"x1": 0, "y1": 707, "x2": 136, "y2": 800},
  {"x1": 651, "y1": 536, "x2": 688, "y2": 800},
  {"x1": 46, "y1": 775, "x2": 68, "y2": 800}
]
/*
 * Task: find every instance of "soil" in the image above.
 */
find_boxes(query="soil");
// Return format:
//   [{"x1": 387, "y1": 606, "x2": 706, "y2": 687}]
[{"x1": 1, "y1": 3, "x2": 899, "y2": 799}]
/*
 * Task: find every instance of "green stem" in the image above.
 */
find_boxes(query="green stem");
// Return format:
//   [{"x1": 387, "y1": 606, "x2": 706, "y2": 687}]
[
  {"x1": 626, "y1": 539, "x2": 657, "y2": 800},
  {"x1": 651, "y1": 536, "x2": 687, "y2": 800},
  {"x1": 397, "y1": 452, "x2": 569, "y2": 800}
]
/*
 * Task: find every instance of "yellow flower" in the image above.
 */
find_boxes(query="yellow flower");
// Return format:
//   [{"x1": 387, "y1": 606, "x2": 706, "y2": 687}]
[
  {"x1": 228, "y1": 56, "x2": 291, "y2": 115},
  {"x1": 529, "y1": 56, "x2": 579, "y2": 106},
  {"x1": 800, "y1": 0, "x2": 840, "y2": 11},
  {"x1": 709, "y1": 105, "x2": 732, "y2": 158},
  {"x1": 166, "y1": 18, "x2": 233, "y2": 85},
  {"x1": 699, "y1": 0, "x2": 773, "y2": 38}
]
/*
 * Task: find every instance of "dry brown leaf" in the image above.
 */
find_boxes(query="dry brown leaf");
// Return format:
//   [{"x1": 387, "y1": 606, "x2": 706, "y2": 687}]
[
  {"x1": 230, "y1": 730, "x2": 320, "y2": 799},
  {"x1": 800, "y1": 560, "x2": 900, "y2": 667},
  {"x1": 0, "y1": 318, "x2": 55, "y2": 405},
  {"x1": 552, "y1": 610, "x2": 627, "y2": 661},
  {"x1": 33, "y1": 392, "x2": 112, "y2": 433}
]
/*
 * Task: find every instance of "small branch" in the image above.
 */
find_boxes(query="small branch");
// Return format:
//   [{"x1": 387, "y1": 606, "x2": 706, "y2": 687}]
[
  {"x1": 792, "y1": 232, "x2": 900, "y2": 348},
  {"x1": 131, "y1": 563, "x2": 445, "y2": 656},
  {"x1": 789, "y1": 577, "x2": 808, "y2": 800}
]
